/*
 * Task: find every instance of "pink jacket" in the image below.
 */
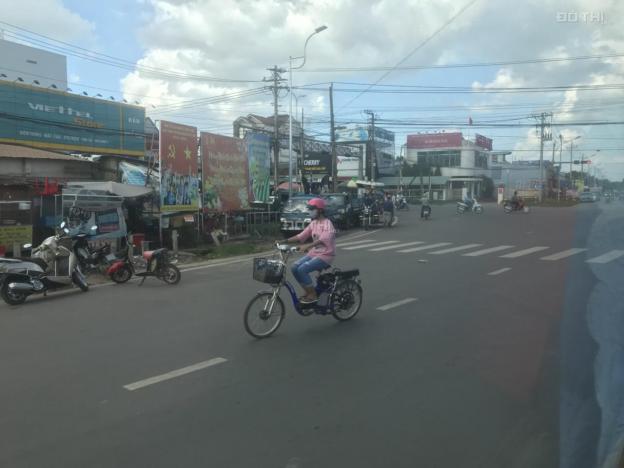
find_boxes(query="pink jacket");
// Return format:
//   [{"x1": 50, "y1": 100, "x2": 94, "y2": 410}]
[{"x1": 295, "y1": 218, "x2": 336, "y2": 265}]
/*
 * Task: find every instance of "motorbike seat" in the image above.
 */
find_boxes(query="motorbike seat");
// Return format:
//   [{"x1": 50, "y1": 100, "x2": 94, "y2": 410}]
[
  {"x1": 18, "y1": 257, "x2": 48, "y2": 270},
  {"x1": 334, "y1": 269, "x2": 359, "y2": 279},
  {"x1": 143, "y1": 248, "x2": 166, "y2": 260}
]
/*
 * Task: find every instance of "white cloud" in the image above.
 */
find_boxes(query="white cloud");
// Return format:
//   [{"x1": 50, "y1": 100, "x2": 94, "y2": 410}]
[
  {"x1": 120, "y1": 0, "x2": 624, "y2": 177},
  {"x1": 0, "y1": 0, "x2": 95, "y2": 43}
]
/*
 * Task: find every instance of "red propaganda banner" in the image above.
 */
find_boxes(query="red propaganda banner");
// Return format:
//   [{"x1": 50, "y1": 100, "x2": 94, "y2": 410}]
[
  {"x1": 406, "y1": 132, "x2": 462, "y2": 149},
  {"x1": 159, "y1": 120, "x2": 199, "y2": 212},
  {"x1": 200, "y1": 132, "x2": 250, "y2": 212},
  {"x1": 475, "y1": 134, "x2": 493, "y2": 150}
]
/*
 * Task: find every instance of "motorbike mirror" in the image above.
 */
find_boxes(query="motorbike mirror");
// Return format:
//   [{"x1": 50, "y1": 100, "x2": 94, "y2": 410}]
[
  {"x1": 63, "y1": 227, "x2": 70, "y2": 234},
  {"x1": 60, "y1": 221, "x2": 66, "y2": 229},
  {"x1": 90, "y1": 225, "x2": 98, "y2": 233},
  {"x1": 23, "y1": 243, "x2": 32, "y2": 249}
]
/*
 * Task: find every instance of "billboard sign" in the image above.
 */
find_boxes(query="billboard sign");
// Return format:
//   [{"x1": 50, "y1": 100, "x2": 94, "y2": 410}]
[
  {"x1": 159, "y1": 121, "x2": 199, "y2": 212},
  {"x1": 475, "y1": 134, "x2": 493, "y2": 150},
  {"x1": 407, "y1": 132, "x2": 463, "y2": 149},
  {"x1": 246, "y1": 132, "x2": 271, "y2": 203},
  {"x1": 303, "y1": 151, "x2": 332, "y2": 174},
  {"x1": 0, "y1": 81, "x2": 145, "y2": 156},
  {"x1": 201, "y1": 132, "x2": 250, "y2": 211}
]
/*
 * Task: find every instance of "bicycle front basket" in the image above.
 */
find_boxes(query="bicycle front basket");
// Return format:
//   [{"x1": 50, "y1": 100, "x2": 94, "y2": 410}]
[{"x1": 253, "y1": 257, "x2": 284, "y2": 284}]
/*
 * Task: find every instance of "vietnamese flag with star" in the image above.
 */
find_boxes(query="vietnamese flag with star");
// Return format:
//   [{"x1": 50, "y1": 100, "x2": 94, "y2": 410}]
[{"x1": 159, "y1": 120, "x2": 199, "y2": 212}]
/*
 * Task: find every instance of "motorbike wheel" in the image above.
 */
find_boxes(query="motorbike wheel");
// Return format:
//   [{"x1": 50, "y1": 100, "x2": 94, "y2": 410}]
[
  {"x1": 160, "y1": 264, "x2": 181, "y2": 285},
  {"x1": 503, "y1": 203, "x2": 512, "y2": 214},
  {"x1": 456, "y1": 205, "x2": 464, "y2": 214},
  {"x1": 475, "y1": 206, "x2": 483, "y2": 214},
  {"x1": 1, "y1": 282, "x2": 27, "y2": 305},
  {"x1": 110, "y1": 265, "x2": 132, "y2": 284},
  {"x1": 72, "y1": 271, "x2": 89, "y2": 292}
]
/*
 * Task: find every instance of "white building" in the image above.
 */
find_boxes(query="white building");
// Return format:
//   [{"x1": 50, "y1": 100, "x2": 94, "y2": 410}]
[{"x1": 0, "y1": 39, "x2": 67, "y2": 90}]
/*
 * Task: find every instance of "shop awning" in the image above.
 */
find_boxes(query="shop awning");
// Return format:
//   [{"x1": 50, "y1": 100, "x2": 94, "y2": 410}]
[{"x1": 65, "y1": 181, "x2": 153, "y2": 198}]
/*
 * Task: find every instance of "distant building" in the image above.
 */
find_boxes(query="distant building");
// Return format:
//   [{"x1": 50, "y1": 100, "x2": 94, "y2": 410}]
[
  {"x1": 406, "y1": 132, "x2": 505, "y2": 199},
  {"x1": 335, "y1": 124, "x2": 396, "y2": 180},
  {"x1": 0, "y1": 38, "x2": 67, "y2": 89}
]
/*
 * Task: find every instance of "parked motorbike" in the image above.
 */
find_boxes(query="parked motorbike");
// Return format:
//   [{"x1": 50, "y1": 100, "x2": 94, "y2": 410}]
[
  {"x1": 456, "y1": 198, "x2": 483, "y2": 214},
  {"x1": 106, "y1": 237, "x2": 181, "y2": 286},
  {"x1": 0, "y1": 221, "x2": 90, "y2": 305},
  {"x1": 73, "y1": 227, "x2": 112, "y2": 273},
  {"x1": 360, "y1": 205, "x2": 382, "y2": 230}
]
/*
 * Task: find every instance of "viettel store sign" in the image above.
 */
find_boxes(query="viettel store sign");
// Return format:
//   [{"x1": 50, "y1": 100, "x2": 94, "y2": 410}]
[{"x1": 0, "y1": 81, "x2": 145, "y2": 156}]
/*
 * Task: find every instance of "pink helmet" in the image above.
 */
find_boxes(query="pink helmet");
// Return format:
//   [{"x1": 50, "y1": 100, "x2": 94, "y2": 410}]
[{"x1": 307, "y1": 197, "x2": 326, "y2": 210}]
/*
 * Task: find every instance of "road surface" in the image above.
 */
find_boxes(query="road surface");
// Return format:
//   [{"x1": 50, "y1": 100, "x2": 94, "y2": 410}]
[{"x1": 1, "y1": 201, "x2": 621, "y2": 468}]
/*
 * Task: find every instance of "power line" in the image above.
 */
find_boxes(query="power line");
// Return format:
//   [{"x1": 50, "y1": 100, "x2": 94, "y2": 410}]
[
  {"x1": 299, "y1": 52, "x2": 624, "y2": 73},
  {"x1": 339, "y1": 0, "x2": 479, "y2": 110},
  {"x1": 0, "y1": 22, "x2": 263, "y2": 84}
]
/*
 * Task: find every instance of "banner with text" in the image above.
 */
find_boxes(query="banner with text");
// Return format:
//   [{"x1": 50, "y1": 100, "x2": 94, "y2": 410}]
[
  {"x1": 245, "y1": 133, "x2": 271, "y2": 203},
  {"x1": 303, "y1": 151, "x2": 332, "y2": 175},
  {"x1": 159, "y1": 121, "x2": 199, "y2": 212},
  {"x1": 201, "y1": 132, "x2": 250, "y2": 211}
]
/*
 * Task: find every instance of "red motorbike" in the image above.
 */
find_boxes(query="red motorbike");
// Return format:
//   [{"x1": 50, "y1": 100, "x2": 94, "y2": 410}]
[{"x1": 106, "y1": 239, "x2": 181, "y2": 286}]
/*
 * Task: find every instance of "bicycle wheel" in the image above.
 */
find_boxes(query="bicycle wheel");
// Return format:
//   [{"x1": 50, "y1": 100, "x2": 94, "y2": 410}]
[
  {"x1": 331, "y1": 280, "x2": 363, "y2": 321},
  {"x1": 244, "y1": 292, "x2": 285, "y2": 338}
]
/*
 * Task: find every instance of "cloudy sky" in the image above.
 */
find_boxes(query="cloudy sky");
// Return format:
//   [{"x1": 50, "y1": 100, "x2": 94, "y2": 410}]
[{"x1": 1, "y1": 0, "x2": 623, "y2": 178}]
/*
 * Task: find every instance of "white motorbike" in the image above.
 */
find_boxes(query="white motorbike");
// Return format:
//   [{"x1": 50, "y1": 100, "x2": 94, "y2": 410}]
[
  {"x1": 0, "y1": 221, "x2": 91, "y2": 305},
  {"x1": 456, "y1": 198, "x2": 483, "y2": 214}
]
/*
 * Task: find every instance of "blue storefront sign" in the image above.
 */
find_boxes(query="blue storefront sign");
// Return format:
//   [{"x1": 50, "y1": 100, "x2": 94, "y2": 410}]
[{"x1": 0, "y1": 81, "x2": 145, "y2": 156}]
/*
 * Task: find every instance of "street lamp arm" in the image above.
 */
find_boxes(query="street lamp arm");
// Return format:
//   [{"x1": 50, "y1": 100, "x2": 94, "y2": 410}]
[{"x1": 292, "y1": 26, "x2": 327, "y2": 70}]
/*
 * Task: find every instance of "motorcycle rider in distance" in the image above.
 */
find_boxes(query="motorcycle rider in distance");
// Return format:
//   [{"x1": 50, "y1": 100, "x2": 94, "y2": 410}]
[
  {"x1": 282, "y1": 197, "x2": 336, "y2": 304},
  {"x1": 511, "y1": 191, "x2": 524, "y2": 211},
  {"x1": 421, "y1": 192, "x2": 430, "y2": 219}
]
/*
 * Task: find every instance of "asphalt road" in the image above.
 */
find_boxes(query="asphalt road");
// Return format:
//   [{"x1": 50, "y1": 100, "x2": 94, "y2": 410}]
[{"x1": 1, "y1": 200, "x2": 622, "y2": 468}]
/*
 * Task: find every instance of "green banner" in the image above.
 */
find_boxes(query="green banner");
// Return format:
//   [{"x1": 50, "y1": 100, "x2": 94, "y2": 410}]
[
  {"x1": 246, "y1": 133, "x2": 271, "y2": 203},
  {"x1": 0, "y1": 81, "x2": 145, "y2": 156}
]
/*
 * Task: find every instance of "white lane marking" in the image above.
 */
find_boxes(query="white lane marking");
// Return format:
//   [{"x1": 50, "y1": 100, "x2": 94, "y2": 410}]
[
  {"x1": 463, "y1": 245, "x2": 514, "y2": 257},
  {"x1": 398, "y1": 242, "x2": 452, "y2": 253},
  {"x1": 428, "y1": 243, "x2": 482, "y2": 255},
  {"x1": 339, "y1": 229, "x2": 381, "y2": 241},
  {"x1": 488, "y1": 267, "x2": 512, "y2": 276},
  {"x1": 342, "y1": 241, "x2": 399, "y2": 250},
  {"x1": 377, "y1": 298, "x2": 418, "y2": 311},
  {"x1": 586, "y1": 250, "x2": 624, "y2": 264},
  {"x1": 336, "y1": 239, "x2": 379, "y2": 248},
  {"x1": 500, "y1": 246, "x2": 550, "y2": 258},
  {"x1": 541, "y1": 248, "x2": 587, "y2": 261},
  {"x1": 123, "y1": 357, "x2": 228, "y2": 391},
  {"x1": 369, "y1": 241, "x2": 424, "y2": 251}
]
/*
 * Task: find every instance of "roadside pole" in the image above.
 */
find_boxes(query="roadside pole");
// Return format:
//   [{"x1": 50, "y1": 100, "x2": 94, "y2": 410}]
[{"x1": 330, "y1": 83, "x2": 337, "y2": 192}]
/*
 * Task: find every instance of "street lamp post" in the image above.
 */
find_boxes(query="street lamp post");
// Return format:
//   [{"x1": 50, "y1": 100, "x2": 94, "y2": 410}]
[
  {"x1": 292, "y1": 92, "x2": 306, "y2": 186},
  {"x1": 288, "y1": 25, "x2": 327, "y2": 199}
]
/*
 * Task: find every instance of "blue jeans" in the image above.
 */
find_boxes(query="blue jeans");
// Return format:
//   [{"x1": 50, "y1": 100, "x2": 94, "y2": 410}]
[{"x1": 291, "y1": 255, "x2": 329, "y2": 288}]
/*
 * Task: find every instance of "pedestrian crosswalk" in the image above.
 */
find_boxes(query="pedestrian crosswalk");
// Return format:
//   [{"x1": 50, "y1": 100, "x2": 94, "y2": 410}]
[{"x1": 335, "y1": 238, "x2": 624, "y2": 265}]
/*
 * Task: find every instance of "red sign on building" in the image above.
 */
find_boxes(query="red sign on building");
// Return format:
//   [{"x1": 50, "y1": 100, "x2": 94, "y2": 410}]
[
  {"x1": 475, "y1": 134, "x2": 493, "y2": 150},
  {"x1": 406, "y1": 132, "x2": 463, "y2": 149}
]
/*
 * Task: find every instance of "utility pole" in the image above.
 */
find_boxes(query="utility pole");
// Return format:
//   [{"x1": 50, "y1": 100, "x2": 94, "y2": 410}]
[
  {"x1": 300, "y1": 107, "x2": 305, "y2": 181},
  {"x1": 266, "y1": 66, "x2": 286, "y2": 191},
  {"x1": 558, "y1": 134, "x2": 563, "y2": 200},
  {"x1": 533, "y1": 112, "x2": 552, "y2": 201},
  {"x1": 364, "y1": 110, "x2": 377, "y2": 183},
  {"x1": 329, "y1": 83, "x2": 337, "y2": 191}
]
